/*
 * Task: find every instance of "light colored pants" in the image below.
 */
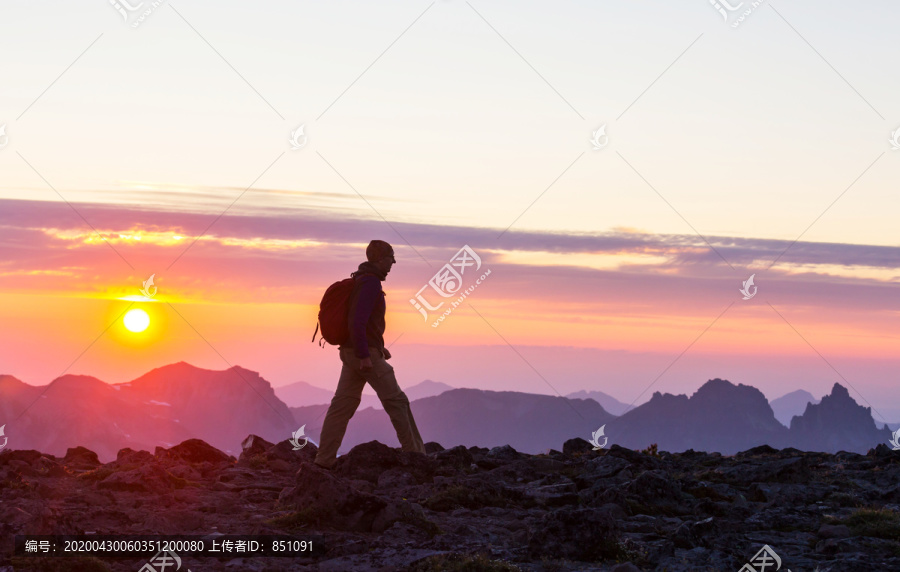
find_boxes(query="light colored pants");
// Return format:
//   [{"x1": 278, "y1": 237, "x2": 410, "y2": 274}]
[{"x1": 314, "y1": 346, "x2": 425, "y2": 468}]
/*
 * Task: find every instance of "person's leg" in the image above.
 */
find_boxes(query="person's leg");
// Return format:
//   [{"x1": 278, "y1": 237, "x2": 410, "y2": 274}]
[
  {"x1": 314, "y1": 347, "x2": 366, "y2": 468},
  {"x1": 364, "y1": 347, "x2": 426, "y2": 454}
]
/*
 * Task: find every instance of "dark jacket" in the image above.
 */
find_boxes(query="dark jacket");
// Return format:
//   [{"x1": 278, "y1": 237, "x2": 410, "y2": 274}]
[{"x1": 342, "y1": 261, "x2": 387, "y2": 359}]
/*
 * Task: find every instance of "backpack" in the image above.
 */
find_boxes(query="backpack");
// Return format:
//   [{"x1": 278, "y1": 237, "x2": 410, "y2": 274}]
[{"x1": 311, "y1": 273, "x2": 373, "y2": 347}]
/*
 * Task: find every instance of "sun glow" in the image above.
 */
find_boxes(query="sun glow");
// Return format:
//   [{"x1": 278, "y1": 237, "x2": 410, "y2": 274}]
[{"x1": 124, "y1": 308, "x2": 150, "y2": 333}]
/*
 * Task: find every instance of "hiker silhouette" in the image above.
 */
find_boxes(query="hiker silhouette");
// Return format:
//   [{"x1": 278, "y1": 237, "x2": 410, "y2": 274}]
[{"x1": 314, "y1": 240, "x2": 426, "y2": 469}]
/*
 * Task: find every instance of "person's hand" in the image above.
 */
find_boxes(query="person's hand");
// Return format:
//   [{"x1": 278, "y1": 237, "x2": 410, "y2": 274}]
[
  {"x1": 383, "y1": 347, "x2": 392, "y2": 360},
  {"x1": 359, "y1": 357, "x2": 373, "y2": 370}
]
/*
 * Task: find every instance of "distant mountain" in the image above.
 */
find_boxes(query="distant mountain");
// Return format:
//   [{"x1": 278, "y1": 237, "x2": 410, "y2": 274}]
[
  {"x1": 604, "y1": 379, "x2": 890, "y2": 454},
  {"x1": 770, "y1": 389, "x2": 819, "y2": 427},
  {"x1": 789, "y1": 383, "x2": 892, "y2": 453},
  {"x1": 290, "y1": 388, "x2": 615, "y2": 455},
  {"x1": 0, "y1": 363, "x2": 295, "y2": 462},
  {"x1": 273, "y1": 380, "x2": 338, "y2": 408},
  {"x1": 285, "y1": 379, "x2": 897, "y2": 456},
  {"x1": 2, "y1": 364, "x2": 892, "y2": 460},
  {"x1": 565, "y1": 389, "x2": 630, "y2": 416},
  {"x1": 402, "y1": 380, "x2": 455, "y2": 404},
  {"x1": 276, "y1": 379, "x2": 454, "y2": 410},
  {"x1": 606, "y1": 378, "x2": 789, "y2": 455}
]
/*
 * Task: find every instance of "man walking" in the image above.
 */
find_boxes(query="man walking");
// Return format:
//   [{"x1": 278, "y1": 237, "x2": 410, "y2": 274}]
[{"x1": 314, "y1": 240, "x2": 426, "y2": 469}]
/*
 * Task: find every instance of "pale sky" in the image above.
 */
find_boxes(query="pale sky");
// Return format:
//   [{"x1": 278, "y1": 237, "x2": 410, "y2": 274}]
[{"x1": 1, "y1": 1, "x2": 898, "y2": 423}]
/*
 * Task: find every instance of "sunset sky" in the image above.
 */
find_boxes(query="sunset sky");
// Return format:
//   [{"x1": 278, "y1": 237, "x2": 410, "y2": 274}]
[{"x1": 1, "y1": 1, "x2": 898, "y2": 422}]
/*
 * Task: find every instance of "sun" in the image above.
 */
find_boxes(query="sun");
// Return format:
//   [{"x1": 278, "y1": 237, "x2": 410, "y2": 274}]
[{"x1": 124, "y1": 308, "x2": 150, "y2": 333}]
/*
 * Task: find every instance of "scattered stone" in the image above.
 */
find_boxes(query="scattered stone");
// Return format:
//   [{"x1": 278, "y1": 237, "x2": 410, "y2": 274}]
[{"x1": 2, "y1": 435, "x2": 898, "y2": 571}]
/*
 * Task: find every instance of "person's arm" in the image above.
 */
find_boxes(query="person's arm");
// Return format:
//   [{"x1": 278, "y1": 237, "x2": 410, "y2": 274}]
[{"x1": 349, "y1": 276, "x2": 379, "y2": 360}]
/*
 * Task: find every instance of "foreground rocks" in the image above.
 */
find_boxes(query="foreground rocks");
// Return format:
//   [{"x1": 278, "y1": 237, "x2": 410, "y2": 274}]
[{"x1": 0, "y1": 437, "x2": 898, "y2": 571}]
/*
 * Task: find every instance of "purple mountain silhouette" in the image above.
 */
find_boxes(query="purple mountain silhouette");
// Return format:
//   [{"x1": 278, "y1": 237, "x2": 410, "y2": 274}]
[
  {"x1": 0, "y1": 363, "x2": 294, "y2": 462},
  {"x1": 0, "y1": 366, "x2": 890, "y2": 460}
]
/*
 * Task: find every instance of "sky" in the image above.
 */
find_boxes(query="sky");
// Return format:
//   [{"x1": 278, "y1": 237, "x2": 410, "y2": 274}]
[{"x1": 1, "y1": 1, "x2": 898, "y2": 422}]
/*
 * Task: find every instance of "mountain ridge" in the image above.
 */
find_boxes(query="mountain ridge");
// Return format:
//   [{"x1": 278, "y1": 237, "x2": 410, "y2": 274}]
[{"x1": 0, "y1": 364, "x2": 894, "y2": 461}]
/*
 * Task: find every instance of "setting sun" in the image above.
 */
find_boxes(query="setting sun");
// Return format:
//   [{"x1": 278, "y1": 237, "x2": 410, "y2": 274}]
[{"x1": 123, "y1": 308, "x2": 150, "y2": 333}]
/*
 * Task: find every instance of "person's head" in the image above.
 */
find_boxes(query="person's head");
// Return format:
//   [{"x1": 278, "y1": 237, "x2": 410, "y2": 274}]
[{"x1": 366, "y1": 240, "x2": 396, "y2": 275}]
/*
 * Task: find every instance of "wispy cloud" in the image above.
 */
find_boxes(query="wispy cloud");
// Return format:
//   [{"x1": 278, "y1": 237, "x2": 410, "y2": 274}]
[{"x1": 1, "y1": 197, "x2": 897, "y2": 311}]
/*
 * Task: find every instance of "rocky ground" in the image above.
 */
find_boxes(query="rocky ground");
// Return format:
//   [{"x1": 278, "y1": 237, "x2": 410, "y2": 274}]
[{"x1": 1, "y1": 436, "x2": 899, "y2": 571}]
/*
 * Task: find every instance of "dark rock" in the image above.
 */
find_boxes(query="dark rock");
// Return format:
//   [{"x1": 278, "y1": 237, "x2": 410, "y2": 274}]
[
  {"x1": 424, "y1": 441, "x2": 444, "y2": 453},
  {"x1": 433, "y1": 445, "x2": 473, "y2": 471},
  {"x1": 7, "y1": 433, "x2": 900, "y2": 570},
  {"x1": 628, "y1": 470, "x2": 684, "y2": 508},
  {"x1": 377, "y1": 467, "x2": 415, "y2": 489},
  {"x1": 672, "y1": 516, "x2": 717, "y2": 548},
  {"x1": 97, "y1": 463, "x2": 186, "y2": 494},
  {"x1": 606, "y1": 444, "x2": 652, "y2": 467},
  {"x1": 33, "y1": 456, "x2": 66, "y2": 478},
  {"x1": 563, "y1": 437, "x2": 594, "y2": 456},
  {"x1": 870, "y1": 443, "x2": 896, "y2": 458},
  {"x1": 162, "y1": 439, "x2": 236, "y2": 465},
  {"x1": 487, "y1": 444, "x2": 521, "y2": 461},
  {"x1": 736, "y1": 444, "x2": 780, "y2": 458},
  {"x1": 527, "y1": 506, "x2": 621, "y2": 561},
  {"x1": 0, "y1": 449, "x2": 43, "y2": 465},
  {"x1": 332, "y1": 440, "x2": 434, "y2": 484},
  {"x1": 117, "y1": 448, "x2": 154, "y2": 465},
  {"x1": 818, "y1": 523, "x2": 851, "y2": 538},
  {"x1": 239, "y1": 434, "x2": 274, "y2": 459},
  {"x1": 268, "y1": 438, "x2": 317, "y2": 464},
  {"x1": 63, "y1": 446, "x2": 100, "y2": 467},
  {"x1": 277, "y1": 462, "x2": 388, "y2": 532},
  {"x1": 610, "y1": 564, "x2": 642, "y2": 572}
]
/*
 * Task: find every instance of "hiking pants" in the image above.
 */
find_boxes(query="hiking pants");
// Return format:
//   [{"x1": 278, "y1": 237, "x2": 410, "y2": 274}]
[{"x1": 314, "y1": 346, "x2": 425, "y2": 468}]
